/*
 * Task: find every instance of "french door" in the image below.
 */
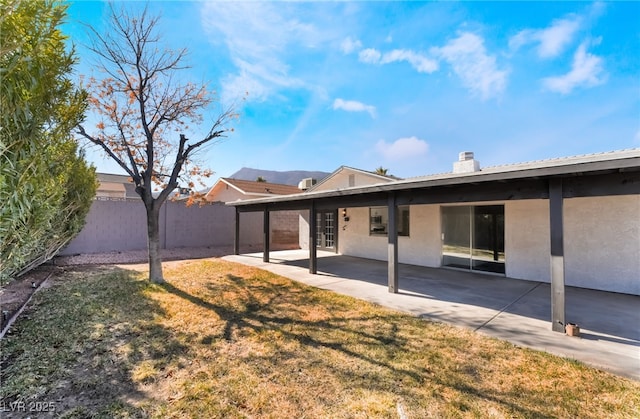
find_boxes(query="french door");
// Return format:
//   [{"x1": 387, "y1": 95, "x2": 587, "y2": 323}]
[
  {"x1": 316, "y1": 210, "x2": 336, "y2": 251},
  {"x1": 441, "y1": 205, "x2": 505, "y2": 274}
]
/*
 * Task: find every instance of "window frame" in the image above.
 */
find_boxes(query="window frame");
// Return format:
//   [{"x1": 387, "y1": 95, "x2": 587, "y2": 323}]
[{"x1": 369, "y1": 206, "x2": 410, "y2": 237}]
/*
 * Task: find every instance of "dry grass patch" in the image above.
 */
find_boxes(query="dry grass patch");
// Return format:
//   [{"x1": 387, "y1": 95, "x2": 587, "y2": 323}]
[{"x1": 1, "y1": 260, "x2": 639, "y2": 418}]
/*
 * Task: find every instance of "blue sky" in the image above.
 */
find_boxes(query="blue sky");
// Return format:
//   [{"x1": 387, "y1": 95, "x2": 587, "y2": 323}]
[{"x1": 64, "y1": 1, "x2": 640, "y2": 181}]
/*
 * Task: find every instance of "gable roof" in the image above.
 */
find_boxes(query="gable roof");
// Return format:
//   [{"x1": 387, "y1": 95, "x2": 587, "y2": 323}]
[
  {"x1": 206, "y1": 177, "x2": 302, "y2": 201},
  {"x1": 307, "y1": 165, "x2": 398, "y2": 192}
]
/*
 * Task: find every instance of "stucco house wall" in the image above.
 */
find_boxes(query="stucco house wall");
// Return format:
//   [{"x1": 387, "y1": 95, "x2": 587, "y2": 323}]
[
  {"x1": 338, "y1": 205, "x2": 442, "y2": 267},
  {"x1": 564, "y1": 195, "x2": 639, "y2": 295},
  {"x1": 299, "y1": 211, "x2": 310, "y2": 250},
  {"x1": 327, "y1": 196, "x2": 638, "y2": 295},
  {"x1": 504, "y1": 200, "x2": 551, "y2": 282},
  {"x1": 315, "y1": 172, "x2": 387, "y2": 190}
]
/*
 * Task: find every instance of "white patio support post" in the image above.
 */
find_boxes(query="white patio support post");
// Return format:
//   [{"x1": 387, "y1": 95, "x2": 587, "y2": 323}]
[
  {"x1": 549, "y1": 178, "x2": 566, "y2": 332},
  {"x1": 388, "y1": 193, "x2": 399, "y2": 293},
  {"x1": 263, "y1": 207, "x2": 270, "y2": 263},
  {"x1": 309, "y1": 201, "x2": 317, "y2": 274},
  {"x1": 234, "y1": 208, "x2": 240, "y2": 255}
]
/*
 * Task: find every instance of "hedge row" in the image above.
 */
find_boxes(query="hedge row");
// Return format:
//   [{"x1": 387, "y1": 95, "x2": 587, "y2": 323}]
[{"x1": 0, "y1": 0, "x2": 96, "y2": 284}]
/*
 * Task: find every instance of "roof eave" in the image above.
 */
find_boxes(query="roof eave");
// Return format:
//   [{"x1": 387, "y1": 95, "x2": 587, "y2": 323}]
[{"x1": 227, "y1": 155, "x2": 640, "y2": 207}]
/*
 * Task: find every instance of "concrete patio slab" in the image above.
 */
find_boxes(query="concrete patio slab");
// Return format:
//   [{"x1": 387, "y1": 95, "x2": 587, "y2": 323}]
[{"x1": 223, "y1": 250, "x2": 640, "y2": 380}]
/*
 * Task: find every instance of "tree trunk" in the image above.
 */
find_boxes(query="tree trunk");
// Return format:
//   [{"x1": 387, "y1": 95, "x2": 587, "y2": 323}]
[{"x1": 146, "y1": 204, "x2": 164, "y2": 283}]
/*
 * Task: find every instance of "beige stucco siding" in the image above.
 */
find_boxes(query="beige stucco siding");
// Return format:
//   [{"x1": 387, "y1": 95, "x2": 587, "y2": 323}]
[
  {"x1": 209, "y1": 186, "x2": 244, "y2": 202},
  {"x1": 505, "y1": 196, "x2": 640, "y2": 294},
  {"x1": 338, "y1": 205, "x2": 442, "y2": 267},
  {"x1": 315, "y1": 172, "x2": 390, "y2": 191},
  {"x1": 564, "y1": 195, "x2": 640, "y2": 295},
  {"x1": 504, "y1": 200, "x2": 551, "y2": 282},
  {"x1": 398, "y1": 205, "x2": 442, "y2": 267},
  {"x1": 332, "y1": 196, "x2": 638, "y2": 295},
  {"x1": 339, "y1": 207, "x2": 387, "y2": 260}
]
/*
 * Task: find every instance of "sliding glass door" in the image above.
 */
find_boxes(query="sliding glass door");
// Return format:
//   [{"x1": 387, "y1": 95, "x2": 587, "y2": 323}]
[{"x1": 442, "y1": 205, "x2": 505, "y2": 274}]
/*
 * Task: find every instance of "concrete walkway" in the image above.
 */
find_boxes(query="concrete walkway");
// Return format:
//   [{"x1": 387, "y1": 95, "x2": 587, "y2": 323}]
[{"x1": 223, "y1": 250, "x2": 640, "y2": 381}]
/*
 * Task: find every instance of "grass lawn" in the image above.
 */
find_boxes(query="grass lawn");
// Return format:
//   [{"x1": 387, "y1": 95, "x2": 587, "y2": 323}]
[{"x1": 1, "y1": 260, "x2": 639, "y2": 418}]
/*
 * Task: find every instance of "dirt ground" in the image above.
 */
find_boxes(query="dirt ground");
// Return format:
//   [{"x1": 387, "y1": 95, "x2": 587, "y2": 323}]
[{"x1": 0, "y1": 266, "x2": 55, "y2": 335}]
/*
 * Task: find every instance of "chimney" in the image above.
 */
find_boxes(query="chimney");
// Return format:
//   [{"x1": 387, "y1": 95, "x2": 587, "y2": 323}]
[{"x1": 453, "y1": 151, "x2": 481, "y2": 174}]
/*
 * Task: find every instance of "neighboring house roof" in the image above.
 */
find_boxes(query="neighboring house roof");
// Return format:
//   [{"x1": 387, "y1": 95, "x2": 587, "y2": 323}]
[
  {"x1": 96, "y1": 172, "x2": 132, "y2": 183},
  {"x1": 96, "y1": 172, "x2": 137, "y2": 200},
  {"x1": 307, "y1": 166, "x2": 398, "y2": 192},
  {"x1": 99, "y1": 181, "x2": 126, "y2": 194},
  {"x1": 228, "y1": 149, "x2": 640, "y2": 208},
  {"x1": 206, "y1": 177, "x2": 302, "y2": 202}
]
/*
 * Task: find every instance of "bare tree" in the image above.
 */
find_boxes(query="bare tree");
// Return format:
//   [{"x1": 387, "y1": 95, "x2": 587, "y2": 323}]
[{"x1": 76, "y1": 5, "x2": 237, "y2": 283}]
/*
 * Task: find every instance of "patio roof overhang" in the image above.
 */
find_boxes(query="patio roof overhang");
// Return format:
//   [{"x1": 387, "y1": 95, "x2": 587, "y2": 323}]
[
  {"x1": 227, "y1": 151, "x2": 640, "y2": 212},
  {"x1": 227, "y1": 150, "x2": 640, "y2": 334}
]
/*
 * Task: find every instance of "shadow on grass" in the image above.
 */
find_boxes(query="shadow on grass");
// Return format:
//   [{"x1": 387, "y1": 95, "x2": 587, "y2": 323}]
[
  {"x1": 160, "y1": 271, "x2": 554, "y2": 417},
  {"x1": 0, "y1": 266, "x2": 187, "y2": 417}
]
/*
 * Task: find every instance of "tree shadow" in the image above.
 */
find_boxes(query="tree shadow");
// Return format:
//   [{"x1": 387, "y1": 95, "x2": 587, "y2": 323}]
[
  {"x1": 278, "y1": 253, "x2": 640, "y2": 344},
  {"x1": 159, "y1": 271, "x2": 557, "y2": 417},
  {"x1": 0, "y1": 265, "x2": 188, "y2": 418}
]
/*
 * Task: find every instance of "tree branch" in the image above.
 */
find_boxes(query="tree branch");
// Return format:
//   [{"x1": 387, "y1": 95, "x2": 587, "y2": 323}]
[{"x1": 76, "y1": 125, "x2": 136, "y2": 180}]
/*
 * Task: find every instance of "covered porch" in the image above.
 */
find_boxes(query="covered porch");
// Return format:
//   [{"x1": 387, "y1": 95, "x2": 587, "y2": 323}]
[{"x1": 229, "y1": 153, "x2": 640, "y2": 334}]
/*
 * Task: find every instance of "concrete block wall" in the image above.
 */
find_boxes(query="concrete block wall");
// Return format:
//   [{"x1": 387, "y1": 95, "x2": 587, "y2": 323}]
[
  {"x1": 61, "y1": 200, "x2": 149, "y2": 254},
  {"x1": 270, "y1": 210, "x2": 302, "y2": 247},
  {"x1": 61, "y1": 200, "x2": 267, "y2": 255}
]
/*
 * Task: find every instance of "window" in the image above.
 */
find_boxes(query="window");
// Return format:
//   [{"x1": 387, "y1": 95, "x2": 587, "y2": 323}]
[{"x1": 369, "y1": 206, "x2": 410, "y2": 236}]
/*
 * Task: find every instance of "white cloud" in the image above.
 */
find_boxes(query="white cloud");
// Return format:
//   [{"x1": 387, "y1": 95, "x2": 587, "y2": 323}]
[
  {"x1": 375, "y1": 136, "x2": 429, "y2": 161},
  {"x1": 542, "y1": 41, "x2": 605, "y2": 94},
  {"x1": 509, "y1": 17, "x2": 581, "y2": 59},
  {"x1": 432, "y1": 32, "x2": 507, "y2": 100},
  {"x1": 358, "y1": 48, "x2": 382, "y2": 64},
  {"x1": 381, "y1": 49, "x2": 438, "y2": 73},
  {"x1": 340, "y1": 37, "x2": 362, "y2": 54},
  {"x1": 201, "y1": 2, "x2": 325, "y2": 104},
  {"x1": 332, "y1": 98, "x2": 376, "y2": 118},
  {"x1": 359, "y1": 48, "x2": 438, "y2": 74}
]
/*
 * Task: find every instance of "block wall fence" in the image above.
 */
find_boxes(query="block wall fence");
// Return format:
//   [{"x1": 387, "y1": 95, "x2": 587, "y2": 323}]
[{"x1": 61, "y1": 200, "x2": 301, "y2": 255}]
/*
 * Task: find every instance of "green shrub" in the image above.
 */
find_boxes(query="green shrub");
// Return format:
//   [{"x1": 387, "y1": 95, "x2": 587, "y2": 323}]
[{"x1": 0, "y1": 0, "x2": 97, "y2": 284}]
